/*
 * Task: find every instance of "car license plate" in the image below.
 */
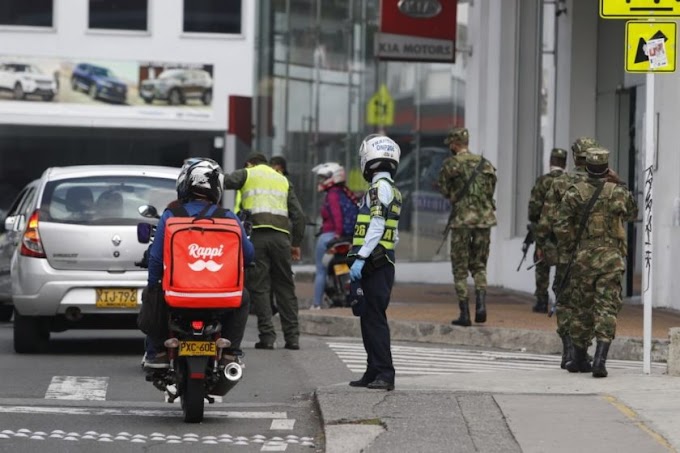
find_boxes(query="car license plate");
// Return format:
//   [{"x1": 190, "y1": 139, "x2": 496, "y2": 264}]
[
  {"x1": 95, "y1": 288, "x2": 138, "y2": 308},
  {"x1": 179, "y1": 341, "x2": 216, "y2": 357},
  {"x1": 334, "y1": 263, "x2": 350, "y2": 275}
]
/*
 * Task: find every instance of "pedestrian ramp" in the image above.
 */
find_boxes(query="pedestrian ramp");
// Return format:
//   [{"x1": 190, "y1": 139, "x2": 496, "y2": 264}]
[{"x1": 328, "y1": 342, "x2": 666, "y2": 375}]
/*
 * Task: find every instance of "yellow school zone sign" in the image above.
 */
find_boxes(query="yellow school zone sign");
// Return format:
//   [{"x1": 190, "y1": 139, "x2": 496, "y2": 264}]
[
  {"x1": 366, "y1": 84, "x2": 395, "y2": 126},
  {"x1": 625, "y1": 21, "x2": 676, "y2": 73},
  {"x1": 601, "y1": 0, "x2": 680, "y2": 18}
]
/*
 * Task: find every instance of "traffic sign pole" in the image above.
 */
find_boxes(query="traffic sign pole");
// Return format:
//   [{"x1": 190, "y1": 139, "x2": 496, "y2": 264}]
[{"x1": 643, "y1": 71, "x2": 654, "y2": 375}]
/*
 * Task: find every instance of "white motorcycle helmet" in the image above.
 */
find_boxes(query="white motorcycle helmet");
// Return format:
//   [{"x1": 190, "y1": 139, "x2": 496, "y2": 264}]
[
  {"x1": 311, "y1": 162, "x2": 346, "y2": 192},
  {"x1": 176, "y1": 157, "x2": 225, "y2": 203},
  {"x1": 358, "y1": 134, "x2": 401, "y2": 182}
]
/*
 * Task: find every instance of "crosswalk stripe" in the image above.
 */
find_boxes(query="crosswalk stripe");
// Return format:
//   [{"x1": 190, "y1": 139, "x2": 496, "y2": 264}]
[
  {"x1": 0, "y1": 406, "x2": 288, "y2": 419},
  {"x1": 45, "y1": 377, "x2": 109, "y2": 401},
  {"x1": 328, "y1": 342, "x2": 665, "y2": 374}
]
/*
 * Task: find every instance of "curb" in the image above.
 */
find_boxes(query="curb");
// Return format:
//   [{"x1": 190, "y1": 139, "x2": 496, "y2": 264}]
[{"x1": 298, "y1": 313, "x2": 669, "y2": 363}]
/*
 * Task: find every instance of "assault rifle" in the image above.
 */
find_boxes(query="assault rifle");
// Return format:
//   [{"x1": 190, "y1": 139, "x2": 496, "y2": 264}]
[
  {"x1": 516, "y1": 224, "x2": 535, "y2": 271},
  {"x1": 436, "y1": 155, "x2": 487, "y2": 255}
]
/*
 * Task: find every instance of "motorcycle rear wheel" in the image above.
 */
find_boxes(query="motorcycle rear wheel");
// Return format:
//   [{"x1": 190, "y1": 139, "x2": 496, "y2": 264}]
[{"x1": 181, "y1": 374, "x2": 205, "y2": 423}]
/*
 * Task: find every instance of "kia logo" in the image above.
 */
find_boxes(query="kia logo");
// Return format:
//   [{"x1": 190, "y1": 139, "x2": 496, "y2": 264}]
[{"x1": 398, "y1": 0, "x2": 442, "y2": 19}]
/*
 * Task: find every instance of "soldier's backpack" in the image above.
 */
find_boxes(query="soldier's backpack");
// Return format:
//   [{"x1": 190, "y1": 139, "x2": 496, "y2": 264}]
[
  {"x1": 162, "y1": 205, "x2": 244, "y2": 309},
  {"x1": 338, "y1": 186, "x2": 359, "y2": 237}
]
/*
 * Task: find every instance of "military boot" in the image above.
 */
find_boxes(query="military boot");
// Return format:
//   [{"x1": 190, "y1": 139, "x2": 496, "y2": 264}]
[
  {"x1": 560, "y1": 335, "x2": 572, "y2": 369},
  {"x1": 451, "y1": 300, "x2": 471, "y2": 327},
  {"x1": 474, "y1": 290, "x2": 487, "y2": 324},
  {"x1": 565, "y1": 344, "x2": 592, "y2": 373},
  {"x1": 532, "y1": 296, "x2": 548, "y2": 313},
  {"x1": 592, "y1": 341, "x2": 610, "y2": 378}
]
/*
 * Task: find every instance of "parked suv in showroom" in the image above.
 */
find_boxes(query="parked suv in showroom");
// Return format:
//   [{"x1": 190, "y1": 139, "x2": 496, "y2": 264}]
[
  {"x1": 71, "y1": 63, "x2": 128, "y2": 104},
  {"x1": 5, "y1": 165, "x2": 178, "y2": 353},
  {"x1": 140, "y1": 68, "x2": 213, "y2": 106},
  {"x1": 0, "y1": 63, "x2": 57, "y2": 101}
]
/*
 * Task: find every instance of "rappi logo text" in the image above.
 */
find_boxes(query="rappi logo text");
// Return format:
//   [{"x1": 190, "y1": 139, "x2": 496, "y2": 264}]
[{"x1": 187, "y1": 243, "x2": 224, "y2": 272}]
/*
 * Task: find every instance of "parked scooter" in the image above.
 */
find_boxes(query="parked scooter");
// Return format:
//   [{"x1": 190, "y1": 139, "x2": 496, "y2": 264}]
[
  {"x1": 323, "y1": 236, "x2": 352, "y2": 308},
  {"x1": 135, "y1": 204, "x2": 244, "y2": 423}
]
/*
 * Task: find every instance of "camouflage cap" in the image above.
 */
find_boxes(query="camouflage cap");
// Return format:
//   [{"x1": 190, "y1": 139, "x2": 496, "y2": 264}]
[
  {"x1": 444, "y1": 127, "x2": 469, "y2": 145},
  {"x1": 571, "y1": 137, "x2": 599, "y2": 158},
  {"x1": 550, "y1": 148, "x2": 568, "y2": 160},
  {"x1": 586, "y1": 147, "x2": 609, "y2": 166}
]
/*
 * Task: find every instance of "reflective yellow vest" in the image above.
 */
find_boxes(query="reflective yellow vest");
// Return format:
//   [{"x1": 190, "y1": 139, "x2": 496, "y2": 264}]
[{"x1": 240, "y1": 165, "x2": 290, "y2": 234}]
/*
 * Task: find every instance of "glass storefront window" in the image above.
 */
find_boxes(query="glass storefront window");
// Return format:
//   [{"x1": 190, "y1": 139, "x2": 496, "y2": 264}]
[{"x1": 256, "y1": 0, "x2": 468, "y2": 263}]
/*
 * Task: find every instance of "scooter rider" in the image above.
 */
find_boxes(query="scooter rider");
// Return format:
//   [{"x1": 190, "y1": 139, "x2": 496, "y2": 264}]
[
  {"x1": 143, "y1": 158, "x2": 255, "y2": 369},
  {"x1": 348, "y1": 135, "x2": 402, "y2": 391},
  {"x1": 311, "y1": 162, "x2": 357, "y2": 309}
]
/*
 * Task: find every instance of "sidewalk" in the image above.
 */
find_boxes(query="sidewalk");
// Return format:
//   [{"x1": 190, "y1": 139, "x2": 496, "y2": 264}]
[
  {"x1": 291, "y1": 275, "x2": 680, "y2": 452},
  {"x1": 294, "y1": 275, "x2": 680, "y2": 362}
]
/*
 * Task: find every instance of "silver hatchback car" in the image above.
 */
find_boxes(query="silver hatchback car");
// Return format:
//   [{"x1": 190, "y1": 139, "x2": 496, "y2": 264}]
[{"x1": 6, "y1": 165, "x2": 179, "y2": 353}]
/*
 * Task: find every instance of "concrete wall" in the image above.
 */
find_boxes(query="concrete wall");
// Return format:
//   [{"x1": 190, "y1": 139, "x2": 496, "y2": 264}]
[{"x1": 0, "y1": 0, "x2": 255, "y2": 130}]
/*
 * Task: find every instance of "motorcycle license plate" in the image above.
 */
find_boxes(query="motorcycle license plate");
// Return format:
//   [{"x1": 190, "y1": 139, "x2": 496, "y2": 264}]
[
  {"x1": 179, "y1": 341, "x2": 217, "y2": 357},
  {"x1": 95, "y1": 288, "x2": 138, "y2": 308},
  {"x1": 333, "y1": 263, "x2": 350, "y2": 275}
]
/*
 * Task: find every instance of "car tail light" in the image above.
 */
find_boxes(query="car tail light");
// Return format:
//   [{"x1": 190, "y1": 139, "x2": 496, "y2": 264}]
[
  {"x1": 20, "y1": 210, "x2": 46, "y2": 258},
  {"x1": 191, "y1": 320, "x2": 204, "y2": 331},
  {"x1": 335, "y1": 244, "x2": 351, "y2": 255}
]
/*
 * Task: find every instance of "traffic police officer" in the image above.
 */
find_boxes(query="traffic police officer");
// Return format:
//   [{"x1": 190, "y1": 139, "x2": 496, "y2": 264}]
[
  {"x1": 223, "y1": 152, "x2": 306, "y2": 350},
  {"x1": 348, "y1": 134, "x2": 402, "y2": 391}
]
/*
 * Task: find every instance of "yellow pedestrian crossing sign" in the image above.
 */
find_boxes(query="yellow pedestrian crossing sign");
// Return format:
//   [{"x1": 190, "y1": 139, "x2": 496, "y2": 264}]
[
  {"x1": 626, "y1": 21, "x2": 676, "y2": 73},
  {"x1": 366, "y1": 84, "x2": 395, "y2": 126},
  {"x1": 601, "y1": 0, "x2": 680, "y2": 18}
]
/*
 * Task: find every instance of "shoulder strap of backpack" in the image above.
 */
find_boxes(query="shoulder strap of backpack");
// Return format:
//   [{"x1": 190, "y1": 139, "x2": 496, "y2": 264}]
[
  {"x1": 168, "y1": 206, "x2": 189, "y2": 217},
  {"x1": 454, "y1": 157, "x2": 486, "y2": 204}
]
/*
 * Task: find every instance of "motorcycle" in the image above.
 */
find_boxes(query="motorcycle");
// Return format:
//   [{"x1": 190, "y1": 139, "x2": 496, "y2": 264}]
[
  {"x1": 322, "y1": 236, "x2": 353, "y2": 308},
  {"x1": 135, "y1": 204, "x2": 245, "y2": 423}
]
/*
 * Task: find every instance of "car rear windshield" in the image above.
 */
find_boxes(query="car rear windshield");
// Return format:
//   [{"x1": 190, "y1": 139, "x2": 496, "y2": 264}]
[{"x1": 40, "y1": 176, "x2": 176, "y2": 225}]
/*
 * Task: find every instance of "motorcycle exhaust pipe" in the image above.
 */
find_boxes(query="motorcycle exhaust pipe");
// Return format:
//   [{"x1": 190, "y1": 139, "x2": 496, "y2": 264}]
[{"x1": 224, "y1": 362, "x2": 243, "y2": 382}]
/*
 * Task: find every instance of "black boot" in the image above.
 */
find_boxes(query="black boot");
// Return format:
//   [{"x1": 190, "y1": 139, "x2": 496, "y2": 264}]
[
  {"x1": 451, "y1": 300, "x2": 471, "y2": 327},
  {"x1": 592, "y1": 341, "x2": 610, "y2": 378},
  {"x1": 565, "y1": 344, "x2": 592, "y2": 373},
  {"x1": 474, "y1": 291, "x2": 487, "y2": 323},
  {"x1": 532, "y1": 296, "x2": 548, "y2": 313},
  {"x1": 560, "y1": 335, "x2": 572, "y2": 369}
]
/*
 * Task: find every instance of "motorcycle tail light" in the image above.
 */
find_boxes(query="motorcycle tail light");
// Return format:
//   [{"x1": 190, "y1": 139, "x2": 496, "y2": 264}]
[
  {"x1": 20, "y1": 210, "x2": 46, "y2": 258},
  {"x1": 335, "y1": 244, "x2": 351, "y2": 254},
  {"x1": 191, "y1": 320, "x2": 204, "y2": 331}
]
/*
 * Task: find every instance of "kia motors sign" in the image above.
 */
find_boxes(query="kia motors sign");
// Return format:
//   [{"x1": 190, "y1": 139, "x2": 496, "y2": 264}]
[{"x1": 377, "y1": 0, "x2": 457, "y2": 63}]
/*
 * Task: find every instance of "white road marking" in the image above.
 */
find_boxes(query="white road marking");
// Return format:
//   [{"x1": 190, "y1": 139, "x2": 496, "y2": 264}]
[
  {"x1": 45, "y1": 376, "x2": 109, "y2": 401},
  {"x1": 261, "y1": 440, "x2": 288, "y2": 451},
  {"x1": 270, "y1": 419, "x2": 296, "y2": 430},
  {"x1": 328, "y1": 342, "x2": 666, "y2": 375},
  {"x1": 0, "y1": 405, "x2": 287, "y2": 419}
]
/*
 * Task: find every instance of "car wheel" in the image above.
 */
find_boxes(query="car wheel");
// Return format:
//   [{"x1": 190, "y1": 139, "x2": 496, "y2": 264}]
[
  {"x1": 89, "y1": 84, "x2": 98, "y2": 100},
  {"x1": 71, "y1": 78, "x2": 79, "y2": 92},
  {"x1": 0, "y1": 305, "x2": 13, "y2": 322},
  {"x1": 201, "y1": 90, "x2": 212, "y2": 106},
  {"x1": 13, "y1": 311, "x2": 49, "y2": 354},
  {"x1": 42, "y1": 94, "x2": 54, "y2": 102},
  {"x1": 143, "y1": 96, "x2": 153, "y2": 104},
  {"x1": 168, "y1": 89, "x2": 183, "y2": 105},
  {"x1": 13, "y1": 83, "x2": 25, "y2": 100}
]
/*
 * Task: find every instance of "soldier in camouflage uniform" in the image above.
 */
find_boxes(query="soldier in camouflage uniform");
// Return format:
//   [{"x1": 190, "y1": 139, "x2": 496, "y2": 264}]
[
  {"x1": 554, "y1": 148, "x2": 637, "y2": 378},
  {"x1": 437, "y1": 128, "x2": 497, "y2": 327},
  {"x1": 536, "y1": 137, "x2": 598, "y2": 369},
  {"x1": 527, "y1": 148, "x2": 568, "y2": 313}
]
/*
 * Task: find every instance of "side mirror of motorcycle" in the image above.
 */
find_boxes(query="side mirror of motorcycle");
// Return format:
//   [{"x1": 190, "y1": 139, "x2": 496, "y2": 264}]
[
  {"x1": 137, "y1": 223, "x2": 153, "y2": 244},
  {"x1": 138, "y1": 204, "x2": 159, "y2": 219}
]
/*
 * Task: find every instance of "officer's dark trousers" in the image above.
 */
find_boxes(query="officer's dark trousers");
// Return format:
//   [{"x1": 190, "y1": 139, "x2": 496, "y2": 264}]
[{"x1": 360, "y1": 263, "x2": 396, "y2": 384}]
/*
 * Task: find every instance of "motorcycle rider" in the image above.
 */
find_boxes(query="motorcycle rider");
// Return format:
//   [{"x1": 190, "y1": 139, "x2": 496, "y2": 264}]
[
  {"x1": 311, "y1": 162, "x2": 358, "y2": 309},
  {"x1": 348, "y1": 135, "x2": 402, "y2": 391},
  {"x1": 143, "y1": 158, "x2": 255, "y2": 369}
]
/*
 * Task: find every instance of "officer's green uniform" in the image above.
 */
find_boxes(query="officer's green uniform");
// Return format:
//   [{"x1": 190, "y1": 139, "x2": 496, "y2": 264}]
[
  {"x1": 224, "y1": 163, "x2": 306, "y2": 347},
  {"x1": 527, "y1": 148, "x2": 567, "y2": 312},
  {"x1": 437, "y1": 128, "x2": 497, "y2": 326},
  {"x1": 554, "y1": 148, "x2": 638, "y2": 377}
]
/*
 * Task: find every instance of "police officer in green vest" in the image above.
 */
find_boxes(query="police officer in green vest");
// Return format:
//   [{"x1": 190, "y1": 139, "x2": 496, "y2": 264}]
[
  {"x1": 348, "y1": 134, "x2": 402, "y2": 391},
  {"x1": 224, "y1": 152, "x2": 306, "y2": 350}
]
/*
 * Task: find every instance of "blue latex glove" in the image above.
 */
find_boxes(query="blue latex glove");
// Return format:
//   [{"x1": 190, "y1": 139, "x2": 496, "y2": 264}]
[{"x1": 350, "y1": 259, "x2": 365, "y2": 282}]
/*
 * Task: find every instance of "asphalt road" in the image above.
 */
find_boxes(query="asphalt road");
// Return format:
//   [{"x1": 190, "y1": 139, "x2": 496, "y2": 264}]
[{"x1": 0, "y1": 319, "x2": 345, "y2": 453}]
